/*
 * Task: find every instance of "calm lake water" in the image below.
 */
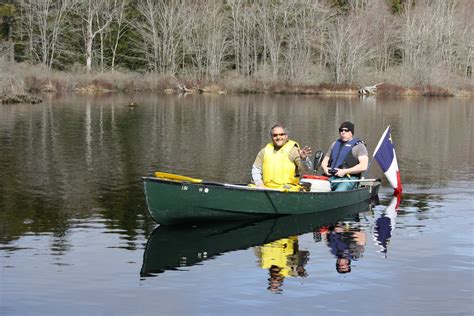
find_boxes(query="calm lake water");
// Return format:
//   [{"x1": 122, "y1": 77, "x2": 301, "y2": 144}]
[{"x1": 0, "y1": 94, "x2": 473, "y2": 315}]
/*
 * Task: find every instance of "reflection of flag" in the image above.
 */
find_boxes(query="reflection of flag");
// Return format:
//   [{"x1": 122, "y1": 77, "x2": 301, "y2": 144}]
[
  {"x1": 373, "y1": 126, "x2": 402, "y2": 194},
  {"x1": 374, "y1": 193, "x2": 401, "y2": 256}
]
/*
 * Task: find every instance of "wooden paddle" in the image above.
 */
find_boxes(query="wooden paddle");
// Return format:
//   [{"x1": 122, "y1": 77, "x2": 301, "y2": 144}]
[{"x1": 154, "y1": 171, "x2": 203, "y2": 183}]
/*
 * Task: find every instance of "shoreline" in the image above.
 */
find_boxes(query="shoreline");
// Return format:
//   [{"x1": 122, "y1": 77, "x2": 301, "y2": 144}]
[
  {"x1": 2, "y1": 72, "x2": 473, "y2": 104},
  {"x1": 66, "y1": 79, "x2": 474, "y2": 97},
  {"x1": 2, "y1": 88, "x2": 473, "y2": 105}
]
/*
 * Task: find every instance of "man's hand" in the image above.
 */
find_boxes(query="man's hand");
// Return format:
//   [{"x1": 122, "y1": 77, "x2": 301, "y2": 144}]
[
  {"x1": 335, "y1": 168, "x2": 349, "y2": 178},
  {"x1": 298, "y1": 146, "x2": 312, "y2": 159}
]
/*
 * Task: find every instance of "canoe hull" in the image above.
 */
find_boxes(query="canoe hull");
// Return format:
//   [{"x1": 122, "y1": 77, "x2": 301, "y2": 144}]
[{"x1": 143, "y1": 177, "x2": 380, "y2": 225}]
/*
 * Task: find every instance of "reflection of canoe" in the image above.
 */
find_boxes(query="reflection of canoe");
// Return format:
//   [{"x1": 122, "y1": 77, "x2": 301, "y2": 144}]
[
  {"x1": 142, "y1": 177, "x2": 380, "y2": 225},
  {"x1": 140, "y1": 200, "x2": 372, "y2": 276}
]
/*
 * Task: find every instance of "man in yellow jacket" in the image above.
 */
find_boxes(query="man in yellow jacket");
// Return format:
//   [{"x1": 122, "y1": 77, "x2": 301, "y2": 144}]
[{"x1": 252, "y1": 123, "x2": 312, "y2": 190}]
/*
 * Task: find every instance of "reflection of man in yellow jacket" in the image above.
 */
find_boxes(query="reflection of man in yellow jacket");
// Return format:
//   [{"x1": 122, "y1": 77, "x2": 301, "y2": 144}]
[
  {"x1": 251, "y1": 123, "x2": 312, "y2": 190},
  {"x1": 258, "y1": 236, "x2": 298, "y2": 277},
  {"x1": 255, "y1": 236, "x2": 310, "y2": 292}
]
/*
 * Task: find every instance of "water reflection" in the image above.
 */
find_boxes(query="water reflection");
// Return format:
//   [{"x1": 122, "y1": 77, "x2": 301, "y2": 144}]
[
  {"x1": 255, "y1": 236, "x2": 309, "y2": 293},
  {"x1": 1, "y1": 93, "x2": 472, "y2": 313},
  {"x1": 0, "y1": 93, "x2": 471, "y2": 252},
  {"x1": 140, "y1": 200, "x2": 373, "y2": 278},
  {"x1": 0, "y1": 95, "x2": 157, "y2": 245},
  {"x1": 321, "y1": 222, "x2": 367, "y2": 274},
  {"x1": 373, "y1": 194, "x2": 401, "y2": 257}
]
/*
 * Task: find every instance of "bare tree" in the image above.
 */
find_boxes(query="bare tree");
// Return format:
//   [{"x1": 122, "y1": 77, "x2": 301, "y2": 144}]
[
  {"x1": 203, "y1": 1, "x2": 229, "y2": 80},
  {"x1": 134, "y1": 0, "x2": 160, "y2": 72},
  {"x1": 228, "y1": 0, "x2": 261, "y2": 76},
  {"x1": 394, "y1": 0, "x2": 473, "y2": 83},
  {"x1": 326, "y1": 13, "x2": 375, "y2": 84},
  {"x1": 358, "y1": 0, "x2": 397, "y2": 73},
  {"x1": 283, "y1": 0, "x2": 333, "y2": 82},
  {"x1": 17, "y1": 0, "x2": 73, "y2": 68},
  {"x1": 74, "y1": 0, "x2": 117, "y2": 73},
  {"x1": 135, "y1": 0, "x2": 189, "y2": 74},
  {"x1": 109, "y1": 0, "x2": 128, "y2": 72},
  {"x1": 183, "y1": 0, "x2": 229, "y2": 80},
  {"x1": 95, "y1": 0, "x2": 127, "y2": 72},
  {"x1": 258, "y1": 2, "x2": 288, "y2": 79},
  {"x1": 456, "y1": 0, "x2": 474, "y2": 77}
]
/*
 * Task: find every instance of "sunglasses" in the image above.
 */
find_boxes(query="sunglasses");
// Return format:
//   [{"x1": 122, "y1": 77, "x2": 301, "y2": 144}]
[
  {"x1": 339, "y1": 128, "x2": 350, "y2": 133},
  {"x1": 272, "y1": 133, "x2": 287, "y2": 137}
]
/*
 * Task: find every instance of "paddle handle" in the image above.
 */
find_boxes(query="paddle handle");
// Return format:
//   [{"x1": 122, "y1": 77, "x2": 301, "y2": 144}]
[
  {"x1": 330, "y1": 178, "x2": 378, "y2": 183},
  {"x1": 154, "y1": 171, "x2": 203, "y2": 183}
]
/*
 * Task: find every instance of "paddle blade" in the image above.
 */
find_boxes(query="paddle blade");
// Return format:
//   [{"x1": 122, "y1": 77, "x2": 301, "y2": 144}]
[{"x1": 154, "y1": 171, "x2": 203, "y2": 183}]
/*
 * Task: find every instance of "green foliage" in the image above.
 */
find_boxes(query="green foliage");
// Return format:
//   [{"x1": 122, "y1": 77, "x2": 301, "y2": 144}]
[
  {"x1": 389, "y1": 0, "x2": 416, "y2": 13},
  {"x1": 390, "y1": 0, "x2": 404, "y2": 13},
  {"x1": 0, "y1": 4, "x2": 16, "y2": 17},
  {"x1": 0, "y1": 3, "x2": 15, "y2": 43},
  {"x1": 331, "y1": 0, "x2": 350, "y2": 9}
]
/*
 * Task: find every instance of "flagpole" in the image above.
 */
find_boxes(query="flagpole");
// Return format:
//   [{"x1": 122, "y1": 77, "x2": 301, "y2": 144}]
[
  {"x1": 362, "y1": 158, "x2": 376, "y2": 179},
  {"x1": 362, "y1": 125, "x2": 390, "y2": 179}
]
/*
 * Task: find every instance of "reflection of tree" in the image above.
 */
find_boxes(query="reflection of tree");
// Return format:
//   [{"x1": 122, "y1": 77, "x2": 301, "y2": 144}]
[
  {"x1": 368, "y1": 98, "x2": 471, "y2": 186},
  {"x1": 0, "y1": 193, "x2": 67, "y2": 244},
  {"x1": 255, "y1": 236, "x2": 309, "y2": 293},
  {"x1": 0, "y1": 95, "x2": 159, "y2": 248},
  {"x1": 393, "y1": 193, "x2": 439, "y2": 228}
]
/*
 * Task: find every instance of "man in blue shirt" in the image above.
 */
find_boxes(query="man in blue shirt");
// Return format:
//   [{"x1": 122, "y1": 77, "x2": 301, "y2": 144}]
[{"x1": 321, "y1": 121, "x2": 368, "y2": 191}]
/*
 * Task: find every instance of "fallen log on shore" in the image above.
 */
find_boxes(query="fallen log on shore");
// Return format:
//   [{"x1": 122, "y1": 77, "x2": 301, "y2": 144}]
[{"x1": 359, "y1": 83, "x2": 382, "y2": 95}]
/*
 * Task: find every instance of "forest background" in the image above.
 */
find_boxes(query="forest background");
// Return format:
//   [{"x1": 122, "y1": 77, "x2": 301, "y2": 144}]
[{"x1": 0, "y1": 0, "x2": 472, "y2": 97}]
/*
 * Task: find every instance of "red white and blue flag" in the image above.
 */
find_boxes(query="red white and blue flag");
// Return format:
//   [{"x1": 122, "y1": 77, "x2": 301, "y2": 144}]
[{"x1": 373, "y1": 126, "x2": 403, "y2": 194}]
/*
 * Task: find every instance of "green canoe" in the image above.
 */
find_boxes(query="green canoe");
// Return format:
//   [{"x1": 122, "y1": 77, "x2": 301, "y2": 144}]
[
  {"x1": 142, "y1": 175, "x2": 380, "y2": 225},
  {"x1": 140, "y1": 200, "x2": 371, "y2": 276}
]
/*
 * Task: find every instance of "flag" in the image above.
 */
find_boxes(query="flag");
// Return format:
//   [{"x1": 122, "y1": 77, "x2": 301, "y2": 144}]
[{"x1": 373, "y1": 126, "x2": 402, "y2": 194}]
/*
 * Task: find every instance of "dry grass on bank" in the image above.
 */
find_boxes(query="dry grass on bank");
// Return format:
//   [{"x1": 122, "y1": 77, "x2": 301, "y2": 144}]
[
  {"x1": 0, "y1": 59, "x2": 179, "y2": 95},
  {"x1": 1, "y1": 58, "x2": 473, "y2": 98}
]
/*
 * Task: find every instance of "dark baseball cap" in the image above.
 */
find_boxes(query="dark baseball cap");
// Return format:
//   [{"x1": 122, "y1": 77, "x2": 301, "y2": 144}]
[{"x1": 339, "y1": 121, "x2": 354, "y2": 133}]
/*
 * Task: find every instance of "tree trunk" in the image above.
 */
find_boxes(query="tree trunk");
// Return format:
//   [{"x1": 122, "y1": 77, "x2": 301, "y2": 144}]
[
  {"x1": 86, "y1": 31, "x2": 93, "y2": 73},
  {"x1": 8, "y1": 16, "x2": 14, "y2": 62}
]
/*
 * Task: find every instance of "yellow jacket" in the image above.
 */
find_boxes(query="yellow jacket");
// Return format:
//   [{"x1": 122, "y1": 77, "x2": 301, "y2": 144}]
[{"x1": 262, "y1": 140, "x2": 300, "y2": 189}]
